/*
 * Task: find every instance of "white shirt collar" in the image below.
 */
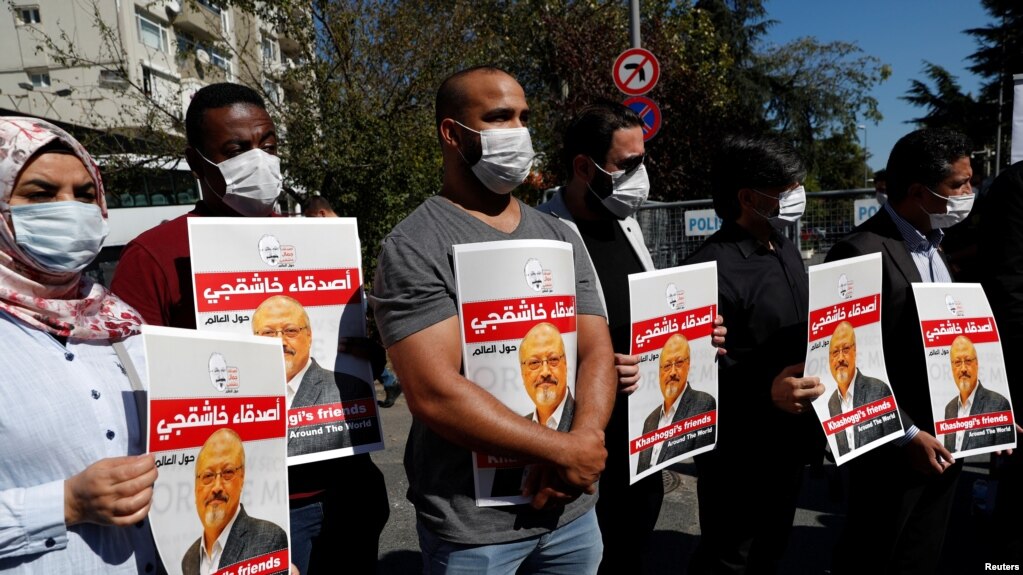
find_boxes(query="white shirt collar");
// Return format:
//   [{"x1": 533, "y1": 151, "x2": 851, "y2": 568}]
[
  {"x1": 286, "y1": 358, "x2": 314, "y2": 409},
  {"x1": 958, "y1": 382, "x2": 979, "y2": 415},
  {"x1": 200, "y1": 504, "x2": 242, "y2": 575},
  {"x1": 659, "y1": 384, "x2": 687, "y2": 427},
  {"x1": 532, "y1": 392, "x2": 569, "y2": 430}
]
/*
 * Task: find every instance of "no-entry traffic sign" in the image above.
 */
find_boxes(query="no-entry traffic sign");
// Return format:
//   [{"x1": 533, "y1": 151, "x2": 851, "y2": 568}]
[
  {"x1": 623, "y1": 96, "x2": 662, "y2": 141},
  {"x1": 613, "y1": 47, "x2": 660, "y2": 96}
]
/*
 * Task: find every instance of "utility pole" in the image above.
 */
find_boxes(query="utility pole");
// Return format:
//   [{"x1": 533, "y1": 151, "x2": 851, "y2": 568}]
[{"x1": 629, "y1": 0, "x2": 641, "y2": 48}]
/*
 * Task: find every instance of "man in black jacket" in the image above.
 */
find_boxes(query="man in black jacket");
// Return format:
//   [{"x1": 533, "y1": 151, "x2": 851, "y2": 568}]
[{"x1": 826, "y1": 128, "x2": 971, "y2": 574}]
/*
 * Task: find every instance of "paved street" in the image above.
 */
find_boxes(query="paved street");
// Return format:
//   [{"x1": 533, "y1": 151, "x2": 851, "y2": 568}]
[{"x1": 369, "y1": 384, "x2": 1005, "y2": 574}]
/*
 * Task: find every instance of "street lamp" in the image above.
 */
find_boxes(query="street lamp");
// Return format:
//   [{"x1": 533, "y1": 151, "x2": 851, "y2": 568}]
[{"x1": 857, "y1": 124, "x2": 868, "y2": 188}]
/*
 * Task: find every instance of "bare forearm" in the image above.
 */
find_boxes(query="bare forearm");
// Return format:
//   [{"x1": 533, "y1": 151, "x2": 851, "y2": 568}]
[{"x1": 389, "y1": 318, "x2": 571, "y2": 466}]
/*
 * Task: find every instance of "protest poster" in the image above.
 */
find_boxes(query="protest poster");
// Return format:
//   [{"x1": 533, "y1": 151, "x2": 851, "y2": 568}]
[
  {"x1": 913, "y1": 283, "x2": 1016, "y2": 458},
  {"x1": 144, "y1": 326, "x2": 290, "y2": 575},
  {"x1": 189, "y1": 218, "x2": 384, "y2": 466},
  {"x1": 805, "y1": 253, "x2": 903, "y2": 465},
  {"x1": 627, "y1": 262, "x2": 719, "y2": 484},
  {"x1": 453, "y1": 239, "x2": 578, "y2": 506}
]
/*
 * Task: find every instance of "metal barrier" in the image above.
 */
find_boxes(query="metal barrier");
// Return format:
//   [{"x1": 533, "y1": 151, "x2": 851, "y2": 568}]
[{"x1": 635, "y1": 188, "x2": 878, "y2": 269}]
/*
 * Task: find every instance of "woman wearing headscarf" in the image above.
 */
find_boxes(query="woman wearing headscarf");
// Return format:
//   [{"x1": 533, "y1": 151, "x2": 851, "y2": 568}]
[{"x1": 0, "y1": 117, "x2": 158, "y2": 574}]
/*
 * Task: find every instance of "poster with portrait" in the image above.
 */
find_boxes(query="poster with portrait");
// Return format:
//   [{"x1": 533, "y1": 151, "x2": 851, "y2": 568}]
[
  {"x1": 188, "y1": 218, "x2": 384, "y2": 466},
  {"x1": 913, "y1": 283, "x2": 1016, "y2": 458},
  {"x1": 144, "y1": 326, "x2": 290, "y2": 575},
  {"x1": 627, "y1": 262, "x2": 719, "y2": 484},
  {"x1": 805, "y1": 253, "x2": 903, "y2": 465},
  {"x1": 453, "y1": 239, "x2": 578, "y2": 507}
]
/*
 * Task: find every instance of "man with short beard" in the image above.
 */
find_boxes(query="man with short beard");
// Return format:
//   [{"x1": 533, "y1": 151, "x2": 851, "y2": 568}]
[
  {"x1": 251, "y1": 296, "x2": 382, "y2": 454},
  {"x1": 942, "y1": 335, "x2": 1012, "y2": 452},
  {"x1": 825, "y1": 321, "x2": 901, "y2": 456},
  {"x1": 182, "y1": 429, "x2": 287, "y2": 575},
  {"x1": 518, "y1": 323, "x2": 574, "y2": 428},
  {"x1": 636, "y1": 333, "x2": 716, "y2": 474}
]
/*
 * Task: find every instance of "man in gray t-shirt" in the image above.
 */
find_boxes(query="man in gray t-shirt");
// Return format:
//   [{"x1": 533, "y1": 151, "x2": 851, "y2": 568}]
[{"x1": 370, "y1": 66, "x2": 616, "y2": 573}]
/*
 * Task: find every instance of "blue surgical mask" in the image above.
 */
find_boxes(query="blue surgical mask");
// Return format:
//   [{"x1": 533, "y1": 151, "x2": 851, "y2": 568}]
[{"x1": 10, "y1": 201, "x2": 108, "y2": 272}]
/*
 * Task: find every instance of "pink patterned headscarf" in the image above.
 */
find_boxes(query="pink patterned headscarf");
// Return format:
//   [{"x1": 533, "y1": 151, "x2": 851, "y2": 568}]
[{"x1": 0, "y1": 117, "x2": 141, "y2": 339}]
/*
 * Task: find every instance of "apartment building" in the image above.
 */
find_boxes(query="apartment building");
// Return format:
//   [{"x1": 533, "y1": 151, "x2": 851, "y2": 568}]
[{"x1": 0, "y1": 0, "x2": 299, "y2": 133}]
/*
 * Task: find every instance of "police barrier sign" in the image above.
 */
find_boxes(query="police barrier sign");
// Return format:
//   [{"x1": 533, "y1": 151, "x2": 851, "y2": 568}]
[
  {"x1": 853, "y1": 199, "x2": 882, "y2": 227},
  {"x1": 685, "y1": 209, "x2": 722, "y2": 237}
]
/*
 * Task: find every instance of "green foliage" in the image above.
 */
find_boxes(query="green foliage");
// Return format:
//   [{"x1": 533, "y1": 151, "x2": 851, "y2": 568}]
[
  {"x1": 905, "y1": 1, "x2": 1023, "y2": 173},
  {"x1": 32, "y1": 0, "x2": 891, "y2": 275}
]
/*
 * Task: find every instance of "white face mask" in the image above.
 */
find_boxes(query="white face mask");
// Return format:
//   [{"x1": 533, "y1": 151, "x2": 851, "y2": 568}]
[
  {"x1": 455, "y1": 122, "x2": 535, "y2": 194},
  {"x1": 875, "y1": 191, "x2": 888, "y2": 205},
  {"x1": 589, "y1": 160, "x2": 650, "y2": 219},
  {"x1": 922, "y1": 187, "x2": 974, "y2": 229},
  {"x1": 753, "y1": 185, "x2": 805, "y2": 228},
  {"x1": 10, "y1": 201, "x2": 108, "y2": 272},
  {"x1": 198, "y1": 148, "x2": 282, "y2": 216}
]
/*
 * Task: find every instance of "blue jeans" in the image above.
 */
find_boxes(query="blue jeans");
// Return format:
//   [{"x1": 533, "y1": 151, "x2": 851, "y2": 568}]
[
  {"x1": 380, "y1": 366, "x2": 398, "y2": 389},
  {"x1": 417, "y1": 507, "x2": 603, "y2": 574},
  {"x1": 289, "y1": 500, "x2": 324, "y2": 575}
]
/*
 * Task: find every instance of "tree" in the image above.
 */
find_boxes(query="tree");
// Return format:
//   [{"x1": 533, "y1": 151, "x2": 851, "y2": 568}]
[
  {"x1": 760, "y1": 37, "x2": 889, "y2": 190},
  {"x1": 902, "y1": 62, "x2": 991, "y2": 151},
  {"x1": 966, "y1": 0, "x2": 1023, "y2": 171}
]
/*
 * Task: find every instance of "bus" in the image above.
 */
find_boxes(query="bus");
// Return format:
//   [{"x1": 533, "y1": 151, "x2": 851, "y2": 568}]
[{"x1": 88, "y1": 155, "x2": 199, "y2": 286}]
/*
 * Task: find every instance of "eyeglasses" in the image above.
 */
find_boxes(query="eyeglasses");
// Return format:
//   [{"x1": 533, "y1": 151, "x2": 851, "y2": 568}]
[
  {"x1": 831, "y1": 344, "x2": 855, "y2": 358},
  {"x1": 594, "y1": 153, "x2": 647, "y2": 176},
  {"x1": 256, "y1": 326, "x2": 308, "y2": 338},
  {"x1": 522, "y1": 355, "x2": 564, "y2": 371},
  {"x1": 197, "y1": 466, "x2": 243, "y2": 485},
  {"x1": 661, "y1": 358, "x2": 690, "y2": 373},
  {"x1": 952, "y1": 357, "x2": 977, "y2": 369}
]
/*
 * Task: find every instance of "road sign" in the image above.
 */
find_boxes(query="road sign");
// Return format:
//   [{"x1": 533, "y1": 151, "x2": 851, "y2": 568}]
[
  {"x1": 623, "y1": 96, "x2": 662, "y2": 141},
  {"x1": 613, "y1": 47, "x2": 660, "y2": 96}
]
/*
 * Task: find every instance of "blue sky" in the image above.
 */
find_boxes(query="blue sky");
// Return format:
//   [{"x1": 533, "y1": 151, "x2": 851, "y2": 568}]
[{"x1": 762, "y1": 0, "x2": 994, "y2": 172}]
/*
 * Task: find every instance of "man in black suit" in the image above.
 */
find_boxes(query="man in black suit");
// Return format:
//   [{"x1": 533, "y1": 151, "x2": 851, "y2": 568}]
[
  {"x1": 252, "y1": 296, "x2": 381, "y2": 455},
  {"x1": 977, "y1": 160, "x2": 1023, "y2": 561},
  {"x1": 252, "y1": 295, "x2": 388, "y2": 575},
  {"x1": 942, "y1": 335, "x2": 1013, "y2": 452},
  {"x1": 636, "y1": 333, "x2": 716, "y2": 474},
  {"x1": 183, "y1": 428, "x2": 288, "y2": 575},
  {"x1": 826, "y1": 128, "x2": 973, "y2": 574},
  {"x1": 518, "y1": 322, "x2": 573, "y2": 429},
  {"x1": 491, "y1": 322, "x2": 576, "y2": 497},
  {"x1": 824, "y1": 321, "x2": 902, "y2": 456}
]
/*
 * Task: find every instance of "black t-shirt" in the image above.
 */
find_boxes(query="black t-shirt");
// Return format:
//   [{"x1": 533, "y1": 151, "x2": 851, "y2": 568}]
[
  {"x1": 686, "y1": 221, "x2": 821, "y2": 458},
  {"x1": 575, "y1": 218, "x2": 646, "y2": 353}
]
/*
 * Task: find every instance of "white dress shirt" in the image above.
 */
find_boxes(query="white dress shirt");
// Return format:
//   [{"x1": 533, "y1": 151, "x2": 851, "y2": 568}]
[
  {"x1": 286, "y1": 358, "x2": 314, "y2": 409},
  {"x1": 839, "y1": 378, "x2": 858, "y2": 450},
  {"x1": 650, "y1": 387, "x2": 685, "y2": 464},
  {"x1": 199, "y1": 504, "x2": 242, "y2": 575},
  {"x1": 955, "y1": 385, "x2": 978, "y2": 452},
  {"x1": 531, "y1": 392, "x2": 569, "y2": 430}
]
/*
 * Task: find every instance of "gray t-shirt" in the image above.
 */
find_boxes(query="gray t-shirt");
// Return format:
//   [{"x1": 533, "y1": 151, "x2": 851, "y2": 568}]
[{"x1": 370, "y1": 195, "x2": 605, "y2": 545}]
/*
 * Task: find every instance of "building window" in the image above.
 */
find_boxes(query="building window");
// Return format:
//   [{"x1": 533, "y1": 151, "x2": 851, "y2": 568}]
[
  {"x1": 28, "y1": 71, "x2": 50, "y2": 88},
  {"x1": 262, "y1": 79, "x2": 279, "y2": 104},
  {"x1": 210, "y1": 48, "x2": 231, "y2": 75},
  {"x1": 195, "y1": 0, "x2": 221, "y2": 14},
  {"x1": 261, "y1": 36, "x2": 277, "y2": 67},
  {"x1": 17, "y1": 6, "x2": 41, "y2": 24},
  {"x1": 136, "y1": 12, "x2": 168, "y2": 52},
  {"x1": 142, "y1": 67, "x2": 152, "y2": 96}
]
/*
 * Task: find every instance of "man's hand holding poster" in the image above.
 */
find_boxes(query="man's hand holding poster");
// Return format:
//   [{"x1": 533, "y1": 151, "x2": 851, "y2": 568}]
[
  {"x1": 453, "y1": 240, "x2": 578, "y2": 507},
  {"x1": 913, "y1": 283, "x2": 1016, "y2": 458},
  {"x1": 144, "y1": 326, "x2": 290, "y2": 575},
  {"x1": 805, "y1": 253, "x2": 904, "y2": 465},
  {"x1": 627, "y1": 262, "x2": 719, "y2": 484},
  {"x1": 188, "y1": 219, "x2": 384, "y2": 466}
]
